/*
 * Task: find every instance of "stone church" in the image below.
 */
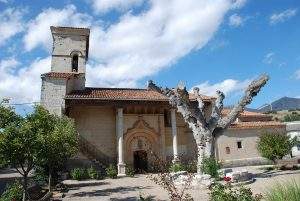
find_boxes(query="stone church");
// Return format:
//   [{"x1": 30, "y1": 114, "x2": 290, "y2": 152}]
[{"x1": 41, "y1": 26, "x2": 285, "y2": 176}]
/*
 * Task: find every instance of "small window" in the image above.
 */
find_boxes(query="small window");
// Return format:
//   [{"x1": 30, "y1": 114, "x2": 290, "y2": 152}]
[
  {"x1": 225, "y1": 147, "x2": 230, "y2": 154},
  {"x1": 237, "y1": 141, "x2": 242, "y2": 149},
  {"x1": 297, "y1": 144, "x2": 300, "y2": 151},
  {"x1": 72, "y1": 55, "x2": 78, "y2": 72}
]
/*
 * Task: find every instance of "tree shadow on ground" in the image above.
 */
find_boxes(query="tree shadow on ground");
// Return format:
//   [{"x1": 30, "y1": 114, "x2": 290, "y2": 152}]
[
  {"x1": 70, "y1": 185, "x2": 152, "y2": 198},
  {"x1": 109, "y1": 195, "x2": 157, "y2": 201},
  {"x1": 254, "y1": 169, "x2": 300, "y2": 179}
]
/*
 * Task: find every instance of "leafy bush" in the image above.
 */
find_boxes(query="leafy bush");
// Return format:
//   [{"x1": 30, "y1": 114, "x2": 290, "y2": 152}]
[
  {"x1": 264, "y1": 181, "x2": 300, "y2": 201},
  {"x1": 87, "y1": 166, "x2": 100, "y2": 179},
  {"x1": 33, "y1": 167, "x2": 48, "y2": 186},
  {"x1": 169, "y1": 163, "x2": 185, "y2": 172},
  {"x1": 126, "y1": 165, "x2": 135, "y2": 177},
  {"x1": 106, "y1": 164, "x2": 117, "y2": 179},
  {"x1": 184, "y1": 160, "x2": 197, "y2": 173},
  {"x1": 201, "y1": 157, "x2": 220, "y2": 178},
  {"x1": 283, "y1": 113, "x2": 300, "y2": 122},
  {"x1": 257, "y1": 132, "x2": 296, "y2": 163},
  {"x1": 0, "y1": 180, "x2": 23, "y2": 201},
  {"x1": 210, "y1": 183, "x2": 262, "y2": 201},
  {"x1": 70, "y1": 168, "x2": 88, "y2": 180}
]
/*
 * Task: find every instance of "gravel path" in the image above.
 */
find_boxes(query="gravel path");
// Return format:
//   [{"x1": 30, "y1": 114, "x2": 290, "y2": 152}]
[{"x1": 62, "y1": 168, "x2": 300, "y2": 201}]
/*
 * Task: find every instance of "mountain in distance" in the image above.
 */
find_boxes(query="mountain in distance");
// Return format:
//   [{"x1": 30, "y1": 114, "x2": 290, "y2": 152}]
[{"x1": 258, "y1": 97, "x2": 300, "y2": 112}]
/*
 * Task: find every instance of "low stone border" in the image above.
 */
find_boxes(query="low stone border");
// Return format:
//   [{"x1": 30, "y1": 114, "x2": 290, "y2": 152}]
[
  {"x1": 230, "y1": 178, "x2": 256, "y2": 186},
  {"x1": 62, "y1": 179, "x2": 106, "y2": 188}
]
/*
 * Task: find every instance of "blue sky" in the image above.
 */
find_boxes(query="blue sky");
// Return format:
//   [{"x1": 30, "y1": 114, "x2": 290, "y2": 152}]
[{"x1": 0, "y1": 0, "x2": 300, "y2": 114}]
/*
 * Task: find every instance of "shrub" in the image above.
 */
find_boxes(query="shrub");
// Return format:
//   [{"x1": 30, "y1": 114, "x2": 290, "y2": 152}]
[
  {"x1": 0, "y1": 180, "x2": 23, "y2": 201},
  {"x1": 70, "y1": 168, "x2": 88, "y2": 180},
  {"x1": 169, "y1": 163, "x2": 185, "y2": 172},
  {"x1": 33, "y1": 167, "x2": 48, "y2": 186},
  {"x1": 265, "y1": 181, "x2": 300, "y2": 201},
  {"x1": 87, "y1": 166, "x2": 100, "y2": 179},
  {"x1": 184, "y1": 160, "x2": 197, "y2": 173},
  {"x1": 210, "y1": 183, "x2": 262, "y2": 201},
  {"x1": 283, "y1": 113, "x2": 300, "y2": 122},
  {"x1": 106, "y1": 164, "x2": 117, "y2": 179},
  {"x1": 201, "y1": 157, "x2": 220, "y2": 178},
  {"x1": 257, "y1": 132, "x2": 296, "y2": 163},
  {"x1": 126, "y1": 165, "x2": 135, "y2": 177}
]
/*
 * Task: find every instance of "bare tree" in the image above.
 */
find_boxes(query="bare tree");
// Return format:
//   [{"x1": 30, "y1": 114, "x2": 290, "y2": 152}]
[{"x1": 149, "y1": 75, "x2": 269, "y2": 174}]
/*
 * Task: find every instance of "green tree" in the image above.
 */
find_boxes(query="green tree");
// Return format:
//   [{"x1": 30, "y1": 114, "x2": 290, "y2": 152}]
[
  {"x1": 0, "y1": 120, "x2": 38, "y2": 201},
  {"x1": 257, "y1": 132, "x2": 297, "y2": 163},
  {"x1": 36, "y1": 114, "x2": 78, "y2": 191},
  {"x1": 0, "y1": 106, "x2": 78, "y2": 200},
  {"x1": 0, "y1": 105, "x2": 21, "y2": 129},
  {"x1": 27, "y1": 106, "x2": 78, "y2": 192}
]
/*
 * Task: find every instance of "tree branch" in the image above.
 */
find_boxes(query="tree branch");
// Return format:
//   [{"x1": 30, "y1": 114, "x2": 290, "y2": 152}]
[
  {"x1": 217, "y1": 74, "x2": 269, "y2": 129},
  {"x1": 208, "y1": 91, "x2": 225, "y2": 129}
]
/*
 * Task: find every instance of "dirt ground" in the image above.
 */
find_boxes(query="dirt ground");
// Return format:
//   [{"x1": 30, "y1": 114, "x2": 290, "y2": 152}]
[{"x1": 62, "y1": 167, "x2": 300, "y2": 201}]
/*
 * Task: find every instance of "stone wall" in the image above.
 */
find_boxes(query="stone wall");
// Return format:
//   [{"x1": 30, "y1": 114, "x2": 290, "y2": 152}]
[
  {"x1": 216, "y1": 127, "x2": 286, "y2": 166},
  {"x1": 40, "y1": 77, "x2": 67, "y2": 115},
  {"x1": 51, "y1": 34, "x2": 87, "y2": 73},
  {"x1": 69, "y1": 106, "x2": 117, "y2": 161}
]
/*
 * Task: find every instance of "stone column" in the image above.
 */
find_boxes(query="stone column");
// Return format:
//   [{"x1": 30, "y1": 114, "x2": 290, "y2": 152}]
[
  {"x1": 116, "y1": 108, "x2": 126, "y2": 176},
  {"x1": 171, "y1": 108, "x2": 179, "y2": 162}
]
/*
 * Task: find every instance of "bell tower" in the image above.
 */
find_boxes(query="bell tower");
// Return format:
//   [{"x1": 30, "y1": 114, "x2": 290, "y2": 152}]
[
  {"x1": 50, "y1": 26, "x2": 90, "y2": 73},
  {"x1": 41, "y1": 26, "x2": 90, "y2": 115}
]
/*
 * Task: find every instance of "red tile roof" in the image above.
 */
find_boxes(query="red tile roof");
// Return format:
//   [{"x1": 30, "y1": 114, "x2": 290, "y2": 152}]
[
  {"x1": 222, "y1": 109, "x2": 267, "y2": 117},
  {"x1": 229, "y1": 121, "x2": 285, "y2": 129},
  {"x1": 65, "y1": 87, "x2": 213, "y2": 102}
]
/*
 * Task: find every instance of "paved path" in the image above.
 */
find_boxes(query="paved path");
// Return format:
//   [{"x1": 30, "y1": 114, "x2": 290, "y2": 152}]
[{"x1": 63, "y1": 168, "x2": 300, "y2": 201}]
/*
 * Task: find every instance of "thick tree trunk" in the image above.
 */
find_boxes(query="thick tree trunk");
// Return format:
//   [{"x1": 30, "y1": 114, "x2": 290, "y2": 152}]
[
  {"x1": 196, "y1": 143, "x2": 205, "y2": 174},
  {"x1": 205, "y1": 137, "x2": 213, "y2": 157},
  {"x1": 48, "y1": 171, "x2": 52, "y2": 192},
  {"x1": 23, "y1": 174, "x2": 28, "y2": 201}
]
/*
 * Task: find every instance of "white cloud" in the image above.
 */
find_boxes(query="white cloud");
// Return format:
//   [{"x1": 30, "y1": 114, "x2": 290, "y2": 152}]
[
  {"x1": 91, "y1": 0, "x2": 144, "y2": 14},
  {"x1": 0, "y1": 7, "x2": 25, "y2": 46},
  {"x1": 231, "y1": 0, "x2": 247, "y2": 9},
  {"x1": 191, "y1": 79, "x2": 251, "y2": 97},
  {"x1": 0, "y1": 57, "x2": 51, "y2": 103},
  {"x1": 23, "y1": 5, "x2": 92, "y2": 51},
  {"x1": 87, "y1": 0, "x2": 239, "y2": 87},
  {"x1": 229, "y1": 13, "x2": 243, "y2": 27},
  {"x1": 0, "y1": 0, "x2": 9, "y2": 3},
  {"x1": 263, "y1": 52, "x2": 275, "y2": 64},
  {"x1": 3, "y1": 0, "x2": 246, "y2": 102},
  {"x1": 270, "y1": 8, "x2": 297, "y2": 25},
  {"x1": 295, "y1": 69, "x2": 300, "y2": 80}
]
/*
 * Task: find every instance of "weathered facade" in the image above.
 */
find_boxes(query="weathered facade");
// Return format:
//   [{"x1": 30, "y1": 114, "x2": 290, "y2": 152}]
[{"x1": 41, "y1": 26, "x2": 285, "y2": 175}]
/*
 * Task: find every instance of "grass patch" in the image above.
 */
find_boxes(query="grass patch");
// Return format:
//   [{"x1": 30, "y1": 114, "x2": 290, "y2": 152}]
[{"x1": 264, "y1": 181, "x2": 300, "y2": 201}]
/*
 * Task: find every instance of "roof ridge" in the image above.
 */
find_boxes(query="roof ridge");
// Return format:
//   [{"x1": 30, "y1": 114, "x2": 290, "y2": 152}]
[{"x1": 85, "y1": 87, "x2": 148, "y2": 91}]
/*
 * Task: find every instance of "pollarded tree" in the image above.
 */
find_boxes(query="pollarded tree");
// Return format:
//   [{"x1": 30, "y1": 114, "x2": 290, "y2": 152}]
[{"x1": 149, "y1": 75, "x2": 269, "y2": 174}]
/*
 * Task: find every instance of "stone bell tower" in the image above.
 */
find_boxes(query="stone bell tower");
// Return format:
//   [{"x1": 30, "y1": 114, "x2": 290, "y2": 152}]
[{"x1": 40, "y1": 26, "x2": 90, "y2": 115}]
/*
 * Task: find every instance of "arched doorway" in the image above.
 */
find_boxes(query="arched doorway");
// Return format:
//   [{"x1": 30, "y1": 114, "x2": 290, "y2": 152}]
[
  {"x1": 124, "y1": 117, "x2": 160, "y2": 173},
  {"x1": 134, "y1": 150, "x2": 148, "y2": 173}
]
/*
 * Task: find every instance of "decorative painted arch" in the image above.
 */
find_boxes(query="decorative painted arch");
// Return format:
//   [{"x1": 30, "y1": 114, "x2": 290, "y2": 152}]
[{"x1": 124, "y1": 116, "x2": 160, "y2": 164}]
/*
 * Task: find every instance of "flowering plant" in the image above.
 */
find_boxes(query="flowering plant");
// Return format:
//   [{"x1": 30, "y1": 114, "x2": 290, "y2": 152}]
[{"x1": 223, "y1": 176, "x2": 231, "y2": 182}]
